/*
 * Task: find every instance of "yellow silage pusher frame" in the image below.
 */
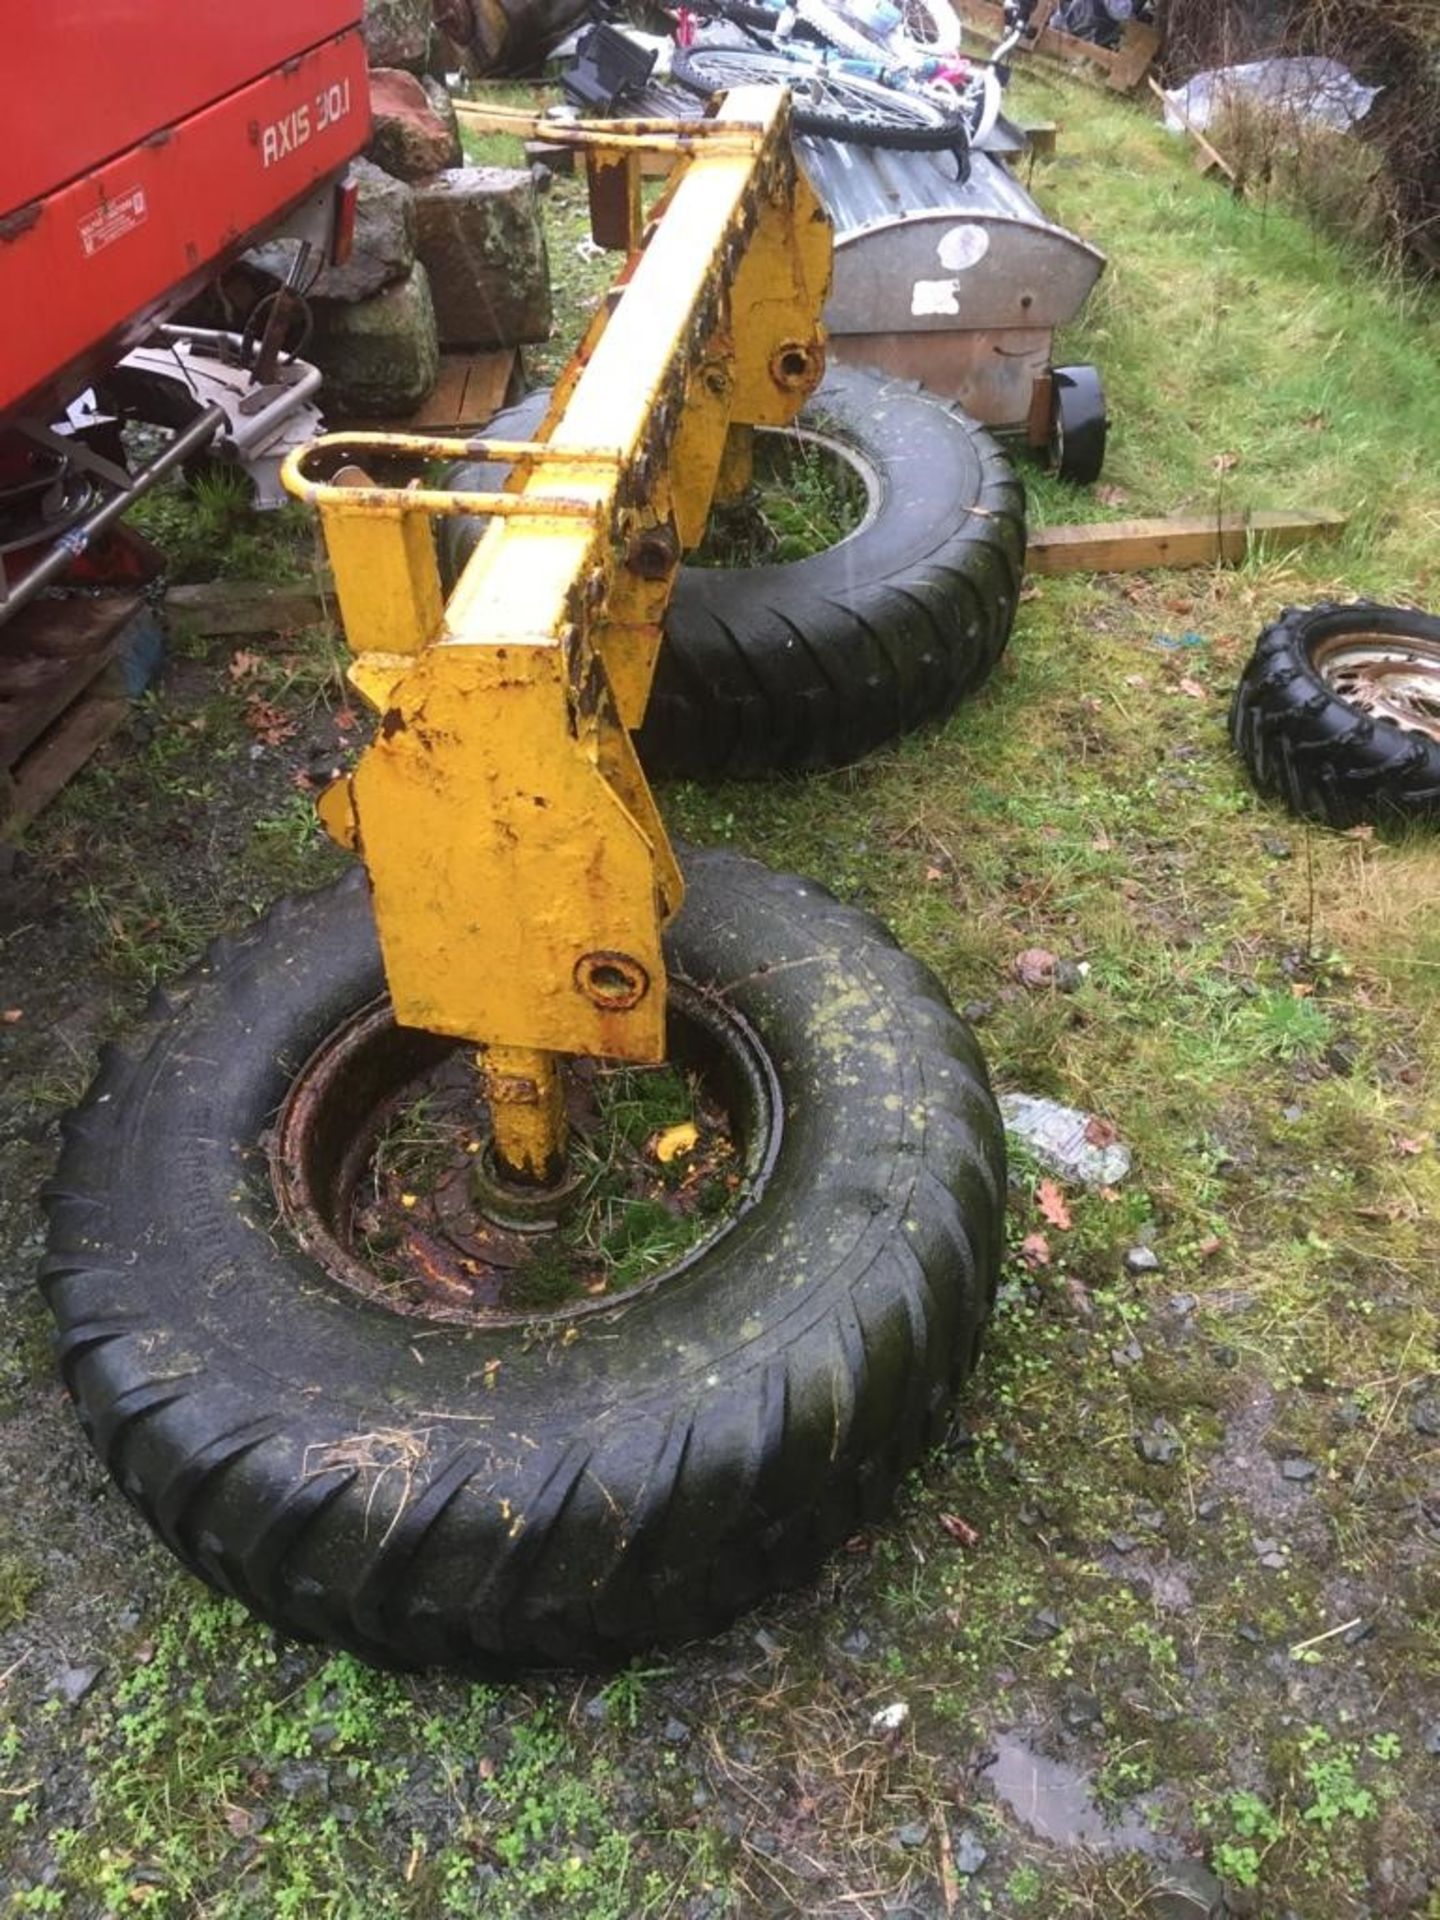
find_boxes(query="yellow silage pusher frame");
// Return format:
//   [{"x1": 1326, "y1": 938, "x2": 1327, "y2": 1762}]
[{"x1": 282, "y1": 89, "x2": 831, "y2": 1191}]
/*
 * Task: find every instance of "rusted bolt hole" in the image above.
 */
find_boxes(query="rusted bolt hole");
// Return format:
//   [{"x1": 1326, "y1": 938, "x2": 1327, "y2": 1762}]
[{"x1": 574, "y1": 951, "x2": 650, "y2": 1010}]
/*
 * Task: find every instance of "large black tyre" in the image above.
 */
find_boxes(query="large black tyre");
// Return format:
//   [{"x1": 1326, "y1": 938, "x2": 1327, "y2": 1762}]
[
  {"x1": 1230, "y1": 602, "x2": 1440, "y2": 829},
  {"x1": 442, "y1": 365, "x2": 1026, "y2": 779},
  {"x1": 42, "y1": 850, "x2": 1003, "y2": 1670}
]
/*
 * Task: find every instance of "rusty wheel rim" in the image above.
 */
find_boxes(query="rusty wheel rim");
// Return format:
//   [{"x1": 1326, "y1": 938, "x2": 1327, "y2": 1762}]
[
  {"x1": 1312, "y1": 630, "x2": 1440, "y2": 742},
  {"x1": 269, "y1": 981, "x2": 781, "y2": 1331}
]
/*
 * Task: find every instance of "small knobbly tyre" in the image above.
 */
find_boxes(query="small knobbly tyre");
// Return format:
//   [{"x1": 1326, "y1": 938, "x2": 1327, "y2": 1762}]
[
  {"x1": 42, "y1": 850, "x2": 1004, "y2": 1670},
  {"x1": 1230, "y1": 603, "x2": 1440, "y2": 829},
  {"x1": 442, "y1": 365, "x2": 1026, "y2": 780}
]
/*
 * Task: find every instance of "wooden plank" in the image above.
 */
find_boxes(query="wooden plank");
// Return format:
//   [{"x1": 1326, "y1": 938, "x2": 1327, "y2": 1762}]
[
  {"x1": 1148, "y1": 75, "x2": 1237, "y2": 184},
  {"x1": 1018, "y1": 119, "x2": 1058, "y2": 156},
  {"x1": 0, "y1": 594, "x2": 140, "y2": 768},
  {"x1": 356, "y1": 348, "x2": 521, "y2": 433},
  {"x1": 165, "y1": 579, "x2": 333, "y2": 637},
  {"x1": 1027, "y1": 509, "x2": 1346, "y2": 575},
  {"x1": 1104, "y1": 21, "x2": 1160, "y2": 92},
  {"x1": 3, "y1": 666, "x2": 129, "y2": 835}
]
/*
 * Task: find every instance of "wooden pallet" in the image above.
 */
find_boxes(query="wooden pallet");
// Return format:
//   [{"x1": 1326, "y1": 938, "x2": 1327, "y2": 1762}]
[
  {"x1": 956, "y1": 0, "x2": 1160, "y2": 92},
  {"x1": 356, "y1": 349, "x2": 523, "y2": 435},
  {"x1": 0, "y1": 594, "x2": 140, "y2": 835}
]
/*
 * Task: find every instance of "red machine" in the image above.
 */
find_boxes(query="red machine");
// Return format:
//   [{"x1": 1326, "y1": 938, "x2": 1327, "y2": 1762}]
[{"x1": 0, "y1": 2, "x2": 370, "y2": 623}]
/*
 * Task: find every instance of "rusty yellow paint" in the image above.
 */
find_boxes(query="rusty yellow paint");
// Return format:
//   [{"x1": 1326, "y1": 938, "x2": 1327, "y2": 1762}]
[
  {"x1": 482, "y1": 1047, "x2": 568, "y2": 1184},
  {"x1": 282, "y1": 87, "x2": 832, "y2": 1169}
]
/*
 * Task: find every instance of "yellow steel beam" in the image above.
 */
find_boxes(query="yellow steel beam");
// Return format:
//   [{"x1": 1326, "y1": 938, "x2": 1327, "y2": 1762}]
[{"x1": 283, "y1": 88, "x2": 831, "y2": 1085}]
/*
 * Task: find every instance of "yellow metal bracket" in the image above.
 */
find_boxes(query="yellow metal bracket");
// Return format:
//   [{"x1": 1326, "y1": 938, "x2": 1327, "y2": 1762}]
[{"x1": 283, "y1": 86, "x2": 831, "y2": 1176}]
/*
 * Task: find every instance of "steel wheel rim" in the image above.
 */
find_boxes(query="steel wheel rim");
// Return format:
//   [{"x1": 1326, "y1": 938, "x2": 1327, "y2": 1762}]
[
  {"x1": 270, "y1": 981, "x2": 782, "y2": 1330},
  {"x1": 1312, "y1": 630, "x2": 1440, "y2": 742}
]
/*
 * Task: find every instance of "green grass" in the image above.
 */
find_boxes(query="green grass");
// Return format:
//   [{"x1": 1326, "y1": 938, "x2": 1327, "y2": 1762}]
[{"x1": 3, "y1": 65, "x2": 1440, "y2": 1920}]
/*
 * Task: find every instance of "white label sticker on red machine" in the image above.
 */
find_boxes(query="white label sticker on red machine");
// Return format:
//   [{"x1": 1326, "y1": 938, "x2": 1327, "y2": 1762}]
[{"x1": 79, "y1": 187, "x2": 148, "y2": 257}]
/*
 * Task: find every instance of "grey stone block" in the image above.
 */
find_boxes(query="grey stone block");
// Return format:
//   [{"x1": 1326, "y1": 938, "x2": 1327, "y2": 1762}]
[
  {"x1": 312, "y1": 262, "x2": 440, "y2": 418},
  {"x1": 307, "y1": 158, "x2": 416, "y2": 303},
  {"x1": 413, "y1": 167, "x2": 552, "y2": 349}
]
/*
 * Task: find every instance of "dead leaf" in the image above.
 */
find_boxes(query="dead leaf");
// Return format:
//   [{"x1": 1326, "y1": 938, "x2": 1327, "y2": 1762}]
[
  {"x1": 1014, "y1": 947, "x2": 1058, "y2": 988},
  {"x1": 1083, "y1": 1115, "x2": 1118, "y2": 1147},
  {"x1": 1, "y1": 1009, "x2": 22, "y2": 1025},
  {"x1": 1090, "y1": 830, "x2": 1113, "y2": 853},
  {"x1": 1210, "y1": 451, "x2": 1240, "y2": 473},
  {"x1": 651, "y1": 1122, "x2": 699, "y2": 1164},
  {"x1": 1037, "y1": 1179, "x2": 1072, "y2": 1231},
  {"x1": 1290, "y1": 981, "x2": 1314, "y2": 998},
  {"x1": 224, "y1": 1805, "x2": 258, "y2": 1839},
  {"x1": 1302, "y1": 410, "x2": 1328, "y2": 431},
  {"x1": 925, "y1": 865, "x2": 945, "y2": 883},
  {"x1": 1394, "y1": 1136, "x2": 1425, "y2": 1156},
  {"x1": 1197, "y1": 1234, "x2": 1222, "y2": 1257},
  {"x1": 1095, "y1": 483, "x2": 1130, "y2": 507},
  {"x1": 1019, "y1": 1231, "x2": 1051, "y2": 1269},
  {"x1": 333, "y1": 703, "x2": 358, "y2": 734},
  {"x1": 228, "y1": 648, "x2": 263, "y2": 681},
  {"x1": 1123, "y1": 673, "x2": 1148, "y2": 688},
  {"x1": 244, "y1": 697, "x2": 298, "y2": 746},
  {"x1": 938, "y1": 1511, "x2": 980, "y2": 1548},
  {"x1": 1178, "y1": 676, "x2": 1208, "y2": 699}
]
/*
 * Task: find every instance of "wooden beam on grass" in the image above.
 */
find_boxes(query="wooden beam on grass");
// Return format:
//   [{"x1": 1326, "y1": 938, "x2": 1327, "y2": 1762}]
[
  {"x1": 165, "y1": 580, "x2": 333, "y2": 636},
  {"x1": 1147, "y1": 75, "x2": 1238, "y2": 185},
  {"x1": 1027, "y1": 509, "x2": 1346, "y2": 575}
]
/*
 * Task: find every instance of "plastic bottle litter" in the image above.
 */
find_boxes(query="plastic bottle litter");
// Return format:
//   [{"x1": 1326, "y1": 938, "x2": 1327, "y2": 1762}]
[{"x1": 1000, "y1": 1093, "x2": 1132, "y2": 1188}]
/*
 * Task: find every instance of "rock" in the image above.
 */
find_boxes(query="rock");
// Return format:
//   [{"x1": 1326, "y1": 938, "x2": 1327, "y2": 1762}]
[
  {"x1": 1236, "y1": 1622, "x2": 1264, "y2": 1644},
  {"x1": 840, "y1": 1628, "x2": 872, "y2": 1657},
  {"x1": 952, "y1": 1827, "x2": 988, "y2": 1875},
  {"x1": 421, "y1": 78, "x2": 463, "y2": 164},
  {"x1": 1280, "y1": 1457, "x2": 1317, "y2": 1482},
  {"x1": 999, "y1": 1093, "x2": 1132, "y2": 1189},
  {"x1": 1112, "y1": 1337, "x2": 1144, "y2": 1367},
  {"x1": 895, "y1": 1819, "x2": 930, "y2": 1849},
  {"x1": 1125, "y1": 1246, "x2": 1162, "y2": 1275},
  {"x1": 662, "y1": 1717, "x2": 691, "y2": 1746},
  {"x1": 1061, "y1": 1688, "x2": 1103, "y2": 1732},
  {"x1": 413, "y1": 166, "x2": 552, "y2": 348},
  {"x1": 1424, "y1": 1722, "x2": 1440, "y2": 1756},
  {"x1": 363, "y1": 0, "x2": 433, "y2": 71},
  {"x1": 1135, "y1": 1418, "x2": 1182, "y2": 1466},
  {"x1": 1144, "y1": 1859, "x2": 1227, "y2": 1919},
  {"x1": 1108, "y1": 1532, "x2": 1139, "y2": 1555},
  {"x1": 368, "y1": 69, "x2": 461, "y2": 182},
  {"x1": 1024, "y1": 1607, "x2": 1064, "y2": 1643},
  {"x1": 53, "y1": 1663, "x2": 103, "y2": 1706},
  {"x1": 1261, "y1": 834, "x2": 1292, "y2": 859},
  {"x1": 313, "y1": 159, "x2": 416, "y2": 302},
  {"x1": 1411, "y1": 1396, "x2": 1440, "y2": 1438},
  {"x1": 1053, "y1": 958, "x2": 1085, "y2": 991},
  {"x1": 961, "y1": 999, "x2": 995, "y2": 1024},
  {"x1": 1195, "y1": 1497, "x2": 1222, "y2": 1522},
  {"x1": 312, "y1": 263, "x2": 440, "y2": 417},
  {"x1": 1258, "y1": 1552, "x2": 1288, "y2": 1571},
  {"x1": 1169, "y1": 1291, "x2": 1198, "y2": 1316},
  {"x1": 870, "y1": 1701, "x2": 910, "y2": 1734}
]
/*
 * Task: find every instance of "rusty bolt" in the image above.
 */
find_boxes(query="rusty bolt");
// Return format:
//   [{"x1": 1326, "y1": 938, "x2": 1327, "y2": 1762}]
[
  {"x1": 626, "y1": 524, "x2": 680, "y2": 581},
  {"x1": 574, "y1": 951, "x2": 650, "y2": 1010},
  {"x1": 769, "y1": 340, "x2": 822, "y2": 394}
]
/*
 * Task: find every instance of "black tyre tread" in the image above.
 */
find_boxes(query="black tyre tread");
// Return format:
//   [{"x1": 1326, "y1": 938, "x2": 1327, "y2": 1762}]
[
  {"x1": 669, "y1": 45, "x2": 971, "y2": 150},
  {"x1": 42, "y1": 850, "x2": 1002, "y2": 1668},
  {"x1": 441, "y1": 368, "x2": 1025, "y2": 781},
  {"x1": 1230, "y1": 602, "x2": 1440, "y2": 829}
]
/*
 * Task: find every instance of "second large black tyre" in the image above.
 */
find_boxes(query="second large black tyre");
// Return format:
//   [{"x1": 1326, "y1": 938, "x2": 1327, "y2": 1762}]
[
  {"x1": 1230, "y1": 602, "x2": 1440, "y2": 828},
  {"x1": 42, "y1": 849, "x2": 1003, "y2": 1669},
  {"x1": 442, "y1": 364, "x2": 1026, "y2": 780}
]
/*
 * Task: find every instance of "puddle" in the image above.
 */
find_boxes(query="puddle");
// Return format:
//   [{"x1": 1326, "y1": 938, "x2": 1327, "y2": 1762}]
[{"x1": 985, "y1": 1734, "x2": 1165, "y2": 1855}]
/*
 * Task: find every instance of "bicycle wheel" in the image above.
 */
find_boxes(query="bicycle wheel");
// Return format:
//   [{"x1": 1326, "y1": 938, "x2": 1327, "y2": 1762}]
[{"x1": 671, "y1": 44, "x2": 970, "y2": 147}]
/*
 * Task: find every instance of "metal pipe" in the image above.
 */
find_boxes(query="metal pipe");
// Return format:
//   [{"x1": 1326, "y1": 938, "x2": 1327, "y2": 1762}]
[{"x1": 0, "y1": 404, "x2": 225, "y2": 626}]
